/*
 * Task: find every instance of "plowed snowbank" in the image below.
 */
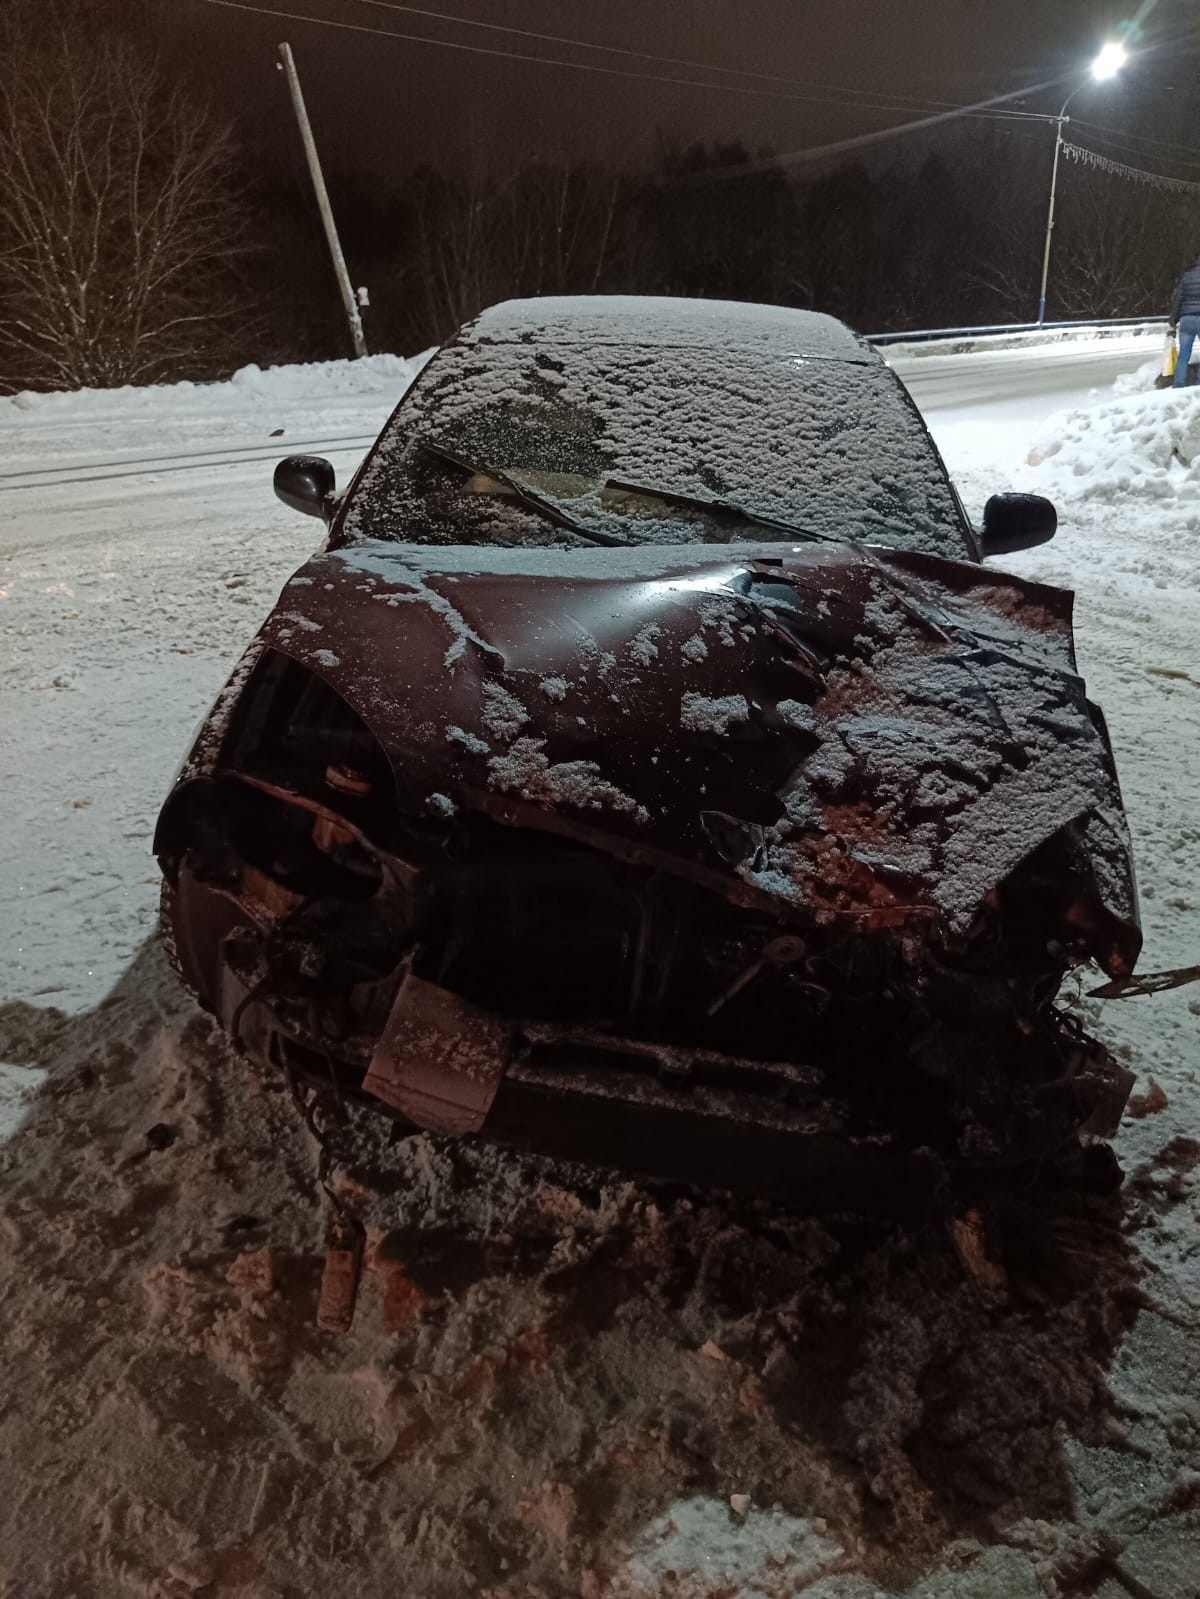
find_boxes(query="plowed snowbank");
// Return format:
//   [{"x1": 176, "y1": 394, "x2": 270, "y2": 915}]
[{"x1": 1028, "y1": 390, "x2": 1200, "y2": 499}]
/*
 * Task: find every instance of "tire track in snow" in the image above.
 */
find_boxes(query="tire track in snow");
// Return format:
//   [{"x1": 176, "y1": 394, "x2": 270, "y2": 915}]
[{"x1": 0, "y1": 434, "x2": 376, "y2": 493}]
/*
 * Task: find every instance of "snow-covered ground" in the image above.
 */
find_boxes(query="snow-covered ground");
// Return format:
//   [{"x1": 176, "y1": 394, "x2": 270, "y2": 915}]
[
  {"x1": 930, "y1": 380, "x2": 1200, "y2": 1107},
  {"x1": 891, "y1": 327, "x2": 1189, "y2": 415},
  {"x1": 2, "y1": 354, "x2": 429, "y2": 1016},
  {"x1": 1, "y1": 341, "x2": 1198, "y2": 1598}
]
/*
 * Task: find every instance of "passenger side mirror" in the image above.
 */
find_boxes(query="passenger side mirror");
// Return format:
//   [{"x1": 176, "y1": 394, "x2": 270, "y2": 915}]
[
  {"x1": 979, "y1": 493, "x2": 1057, "y2": 558},
  {"x1": 274, "y1": 455, "x2": 336, "y2": 522}
]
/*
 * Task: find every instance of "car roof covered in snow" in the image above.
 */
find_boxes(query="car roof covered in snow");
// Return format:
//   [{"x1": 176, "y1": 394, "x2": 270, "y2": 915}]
[
  {"x1": 463, "y1": 295, "x2": 876, "y2": 364},
  {"x1": 340, "y1": 293, "x2": 971, "y2": 559}
]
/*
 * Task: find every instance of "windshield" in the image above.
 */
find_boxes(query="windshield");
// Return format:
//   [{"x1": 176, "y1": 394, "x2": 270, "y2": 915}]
[{"x1": 338, "y1": 334, "x2": 973, "y2": 559}]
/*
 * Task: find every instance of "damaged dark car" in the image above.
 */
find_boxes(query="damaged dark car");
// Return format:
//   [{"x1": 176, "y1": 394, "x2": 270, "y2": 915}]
[{"x1": 155, "y1": 297, "x2": 1141, "y2": 1214}]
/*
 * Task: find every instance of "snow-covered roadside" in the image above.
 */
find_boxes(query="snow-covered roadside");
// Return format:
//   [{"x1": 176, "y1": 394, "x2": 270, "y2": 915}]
[
  {"x1": 1, "y1": 354, "x2": 428, "y2": 1012},
  {"x1": 890, "y1": 329, "x2": 1167, "y2": 416},
  {"x1": 1, "y1": 349, "x2": 1198, "y2": 1599},
  {"x1": 930, "y1": 386, "x2": 1200, "y2": 1123},
  {"x1": 1, "y1": 352, "x2": 428, "y2": 459}
]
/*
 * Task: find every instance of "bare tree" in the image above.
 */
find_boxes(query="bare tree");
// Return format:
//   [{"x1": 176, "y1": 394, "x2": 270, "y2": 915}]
[
  {"x1": 970, "y1": 148, "x2": 1200, "y2": 326},
  {"x1": 969, "y1": 219, "x2": 1042, "y2": 324},
  {"x1": 1054, "y1": 175, "x2": 1200, "y2": 320},
  {"x1": 0, "y1": 30, "x2": 253, "y2": 390},
  {"x1": 390, "y1": 155, "x2": 624, "y2": 350}
]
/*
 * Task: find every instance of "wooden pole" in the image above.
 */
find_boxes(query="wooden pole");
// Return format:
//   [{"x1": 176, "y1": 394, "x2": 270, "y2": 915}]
[{"x1": 278, "y1": 42, "x2": 368, "y2": 359}]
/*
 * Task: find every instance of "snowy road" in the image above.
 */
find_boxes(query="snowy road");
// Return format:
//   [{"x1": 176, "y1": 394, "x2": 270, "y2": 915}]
[
  {"x1": 1, "y1": 356, "x2": 418, "y2": 1004},
  {"x1": 892, "y1": 331, "x2": 1163, "y2": 414},
  {"x1": 0, "y1": 431, "x2": 375, "y2": 494},
  {"x1": 2, "y1": 335, "x2": 1199, "y2": 1599}
]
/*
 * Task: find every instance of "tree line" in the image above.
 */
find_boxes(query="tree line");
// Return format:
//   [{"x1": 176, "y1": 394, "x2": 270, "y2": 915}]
[{"x1": 2, "y1": 8, "x2": 1198, "y2": 391}]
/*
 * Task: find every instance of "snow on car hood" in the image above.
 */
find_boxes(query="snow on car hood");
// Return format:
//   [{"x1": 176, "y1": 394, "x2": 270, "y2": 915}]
[{"x1": 257, "y1": 539, "x2": 1139, "y2": 968}]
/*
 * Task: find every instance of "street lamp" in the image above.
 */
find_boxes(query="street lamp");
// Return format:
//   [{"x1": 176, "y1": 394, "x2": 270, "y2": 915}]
[
  {"x1": 1092, "y1": 41, "x2": 1128, "y2": 82},
  {"x1": 1036, "y1": 42, "x2": 1128, "y2": 324}
]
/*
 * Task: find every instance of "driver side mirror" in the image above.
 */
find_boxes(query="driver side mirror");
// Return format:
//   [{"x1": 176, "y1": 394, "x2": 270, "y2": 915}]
[
  {"x1": 274, "y1": 455, "x2": 336, "y2": 523},
  {"x1": 978, "y1": 492, "x2": 1057, "y2": 558}
]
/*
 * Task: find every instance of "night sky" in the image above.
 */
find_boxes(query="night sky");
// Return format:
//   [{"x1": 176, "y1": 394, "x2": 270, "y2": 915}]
[{"x1": 161, "y1": 0, "x2": 1191, "y2": 186}]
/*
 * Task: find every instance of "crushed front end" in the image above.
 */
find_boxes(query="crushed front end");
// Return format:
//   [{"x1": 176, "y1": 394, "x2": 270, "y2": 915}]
[{"x1": 155, "y1": 541, "x2": 1141, "y2": 1214}]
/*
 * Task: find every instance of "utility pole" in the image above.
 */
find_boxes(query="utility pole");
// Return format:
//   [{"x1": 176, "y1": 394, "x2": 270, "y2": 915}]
[
  {"x1": 1036, "y1": 111, "x2": 1069, "y2": 327},
  {"x1": 277, "y1": 42, "x2": 368, "y2": 359},
  {"x1": 1035, "y1": 42, "x2": 1127, "y2": 326}
]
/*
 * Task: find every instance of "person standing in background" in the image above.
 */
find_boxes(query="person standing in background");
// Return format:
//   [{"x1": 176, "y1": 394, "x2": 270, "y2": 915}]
[{"x1": 1169, "y1": 254, "x2": 1200, "y2": 388}]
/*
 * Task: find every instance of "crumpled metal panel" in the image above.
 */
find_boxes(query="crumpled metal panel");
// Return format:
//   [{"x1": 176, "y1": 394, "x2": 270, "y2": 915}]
[
  {"x1": 363, "y1": 972, "x2": 512, "y2": 1135},
  {"x1": 245, "y1": 537, "x2": 1137, "y2": 971},
  {"x1": 154, "y1": 639, "x2": 267, "y2": 830}
]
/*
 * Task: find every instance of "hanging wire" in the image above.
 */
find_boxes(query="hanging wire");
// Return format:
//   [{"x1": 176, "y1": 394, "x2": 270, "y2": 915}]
[
  {"x1": 1062, "y1": 141, "x2": 1200, "y2": 196},
  {"x1": 353, "y1": 0, "x2": 974, "y2": 115},
  {"x1": 195, "y1": 0, "x2": 1058, "y2": 134},
  {"x1": 1072, "y1": 117, "x2": 1200, "y2": 167},
  {"x1": 1070, "y1": 131, "x2": 1200, "y2": 179}
]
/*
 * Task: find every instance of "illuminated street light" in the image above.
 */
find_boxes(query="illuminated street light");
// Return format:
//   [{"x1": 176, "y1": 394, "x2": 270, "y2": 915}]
[
  {"x1": 1037, "y1": 44, "x2": 1128, "y2": 324},
  {"x1": 1092, "y1": 41, "x2": 1128, "y2": 81}
]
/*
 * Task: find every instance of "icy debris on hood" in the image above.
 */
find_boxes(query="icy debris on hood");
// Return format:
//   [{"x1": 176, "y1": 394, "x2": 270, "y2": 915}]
[
  {"x1": 698, "y1": 596, "x2": 740, "y2": 647},
  {"x1": 681, "y1": 692, "x2": 750, "y2": 734},
  {"x1": 446, "y1": 725, "x2": 489, "y2": 755},
  {"x1": 328, "y1": 554, "x2": 501, "y2": 669},
  {"x1": 748, "y1": 594, "x2": 1128, "y2": 936},
  {"x1": 481, "y1": 682, "x2": 530, "y2": 741},
  {"x1": 948, "y1": 581, "x2": 1077, "y2": 672},
  {"x1": 487, "y1": 737, "x2": 650, "y2": 823},
  {"x1": 779, "y1": 699, "x2": 817, "y2": 732},
  {"x1": 629, "y1": 624, "x2": 662, "y2": 666}
]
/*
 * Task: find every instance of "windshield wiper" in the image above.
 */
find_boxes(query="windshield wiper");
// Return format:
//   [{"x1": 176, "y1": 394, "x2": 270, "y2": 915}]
[
  {"x1": 416, "y1": 437, "x2": 630, "y2": 549},
  {"x1": 601, "y1": 477, "x2": 837, "y2": 544}
]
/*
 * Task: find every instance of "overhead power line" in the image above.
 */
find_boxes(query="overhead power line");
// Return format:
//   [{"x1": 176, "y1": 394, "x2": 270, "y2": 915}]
[
  {"x1": 674, "y1": 76, "x2": 1060, "y2": 185},
  {"x1": 1071, "y1": 116, "x2": 1200, "y2": 167},
  {"x1": 1064, "y1": 141, "x2": 1200, "y2": 195},
  {"x1": 1067, "y1": 125, "x2": 1200, "y2": 176},
  {"x1": 351, "y1": 0, "x2": 970, "y2": 117},
  {"x1": 194, "y1": 0, "x2": 1056, "y2": 130},
  {"x1": 193, "y1": 0, "x2": 941, "y2": 112}
]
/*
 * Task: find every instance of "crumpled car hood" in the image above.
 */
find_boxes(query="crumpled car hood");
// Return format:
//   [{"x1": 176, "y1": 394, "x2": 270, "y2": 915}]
[{"x1": 248, "y1": 537, "x2": 1139, "y2": 972}]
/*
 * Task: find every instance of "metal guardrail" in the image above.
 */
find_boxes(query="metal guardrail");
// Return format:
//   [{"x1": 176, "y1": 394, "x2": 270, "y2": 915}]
[{"x1": 868, "y1": 315, "x2": 1167, "y2": 345}]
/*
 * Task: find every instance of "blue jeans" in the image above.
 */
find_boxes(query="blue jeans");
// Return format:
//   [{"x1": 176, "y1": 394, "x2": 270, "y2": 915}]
[{"x1": 1175, "y1": 315, "x2": 1200, "y2": 386}]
